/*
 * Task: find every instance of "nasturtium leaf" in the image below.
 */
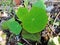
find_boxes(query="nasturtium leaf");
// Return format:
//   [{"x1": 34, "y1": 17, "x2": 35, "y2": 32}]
[
  {"x1": 17, "y1": 0, "x2": 48, "y2": 33},
  {"x1": 2, "y1": 18, "x2": 22, "y2": 35}
]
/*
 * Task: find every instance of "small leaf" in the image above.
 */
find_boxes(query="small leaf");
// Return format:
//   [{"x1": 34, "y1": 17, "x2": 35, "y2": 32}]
[
  {"x1": 2, "y1": 18, "x2": 15, "y2": 30},
  {"x1": 2, "y1": 18, "x2": 22, "y2": 35},
  {"x1": 22, "y1": 30, "x2": 40, "y2": 42},
  {"x1": 7, "y1": 21, "x2": 22, "y2": 35},
  {"x1": 2, "y1": 21, "x2": 8, "y2": 30}
]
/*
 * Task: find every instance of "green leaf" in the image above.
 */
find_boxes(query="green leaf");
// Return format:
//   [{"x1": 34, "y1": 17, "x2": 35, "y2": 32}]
[
  {"x1": 7, "y1": 21, "x2": 22, "y2": 35},
  {"x1": 16, "y1": 0, "x2": 48, "y2": 33},
  {"x1": 2, "y1": 18, "x2": 22, "y2": 35},
  {"x1": 2, "y1": 18, "x2": 15, "y2": 30},
  {"x1": 17, "y1": 7, "x2": 28, "y2": 21},
  {"x1": 22, "y1": 7, "x2": 48, "y2": 33},
  {"x1": 22, "y1": 30, "x2": 40, "y2": 42},
  {"x1": 2, "y1": 21, "x2": 8, "y2": 30},
  {"x1": 18, "y1": 42, "x2": 23, "y2": 45}
]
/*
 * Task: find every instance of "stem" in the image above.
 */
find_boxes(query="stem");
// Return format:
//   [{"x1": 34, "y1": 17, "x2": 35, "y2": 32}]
[
  {"x1": 36, "y1": 42, "x2": 37, "y2": 45},
  {"x1": 22, "y1": 38, "x2": 32, "y2": 45},
  {"x1": 24, "y1": 0, "x2": 28, "y2": 7},
  {"x1": 53, "y1": 12, "x2": 60, "y2": 27},
  {"x1": 48, "y1": 12, "x2": 60, "y2": 32}
]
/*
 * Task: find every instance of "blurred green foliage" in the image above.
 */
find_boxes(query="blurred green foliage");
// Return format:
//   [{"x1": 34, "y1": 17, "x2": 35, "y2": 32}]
[{"x1": 2, "y1": 18, "x2": 22, "y2": 35}]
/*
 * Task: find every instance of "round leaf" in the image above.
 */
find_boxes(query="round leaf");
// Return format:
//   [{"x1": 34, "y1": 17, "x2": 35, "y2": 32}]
[{"x1": 22, "y1": 7, "x2": 48, "y2": 33}]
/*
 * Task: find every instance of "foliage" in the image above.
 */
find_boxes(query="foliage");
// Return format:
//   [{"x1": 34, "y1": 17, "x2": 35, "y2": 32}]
[
  {"x1": 17, "y1": 0, "x2": 48, "y2": 33},
  {"x1": 1, "y1": 0, "x2": 12, "y2": 6},
  {"x1": 58, "y1": 37, "x2": 60, "y2": 43},
  {"x1": 2, "y1": 18, "x2": 22, "y2": 35},
  {"x1": 48, "y1": 40, "x2": 55, "y2": 45},
  {"x1": 18, "y1": 42, "x2": 23, "y2": 45},
  {"x1": 22, "y1": 30, "x2": 40, "y2": 42},
  {"x1": 1, "y1": 0, "x2": 48, "y2": 44}
]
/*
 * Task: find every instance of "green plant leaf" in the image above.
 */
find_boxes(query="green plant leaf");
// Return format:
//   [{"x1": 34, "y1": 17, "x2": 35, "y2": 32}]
[
  {"x1": 22, "y1": 7, "x2": 48, "y2": 33},
  {"x1": 18, "y1": 42, "x2": 23, "y2": 45},
  {"x1": 22, "y1": 30, "x2": 40, "y2": 42},
  {"x1": 2, "y1": 21, "x2": 8, "y2": 30},
  {"x1": 17, "y1": 7, "x2": 28, "y2": 21},
  {"x1": 2, "y1": 18, "x2": 22, "y2": 35},
  {"x1": 17, "y1": 0, "x2": 48, "y2": 33},
  {"x1": 7, "y1": 21, "x2": 22, "y2": 35},
  {"x1": 2, "y1": 18, "x2": 15, "y2": 30}
]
